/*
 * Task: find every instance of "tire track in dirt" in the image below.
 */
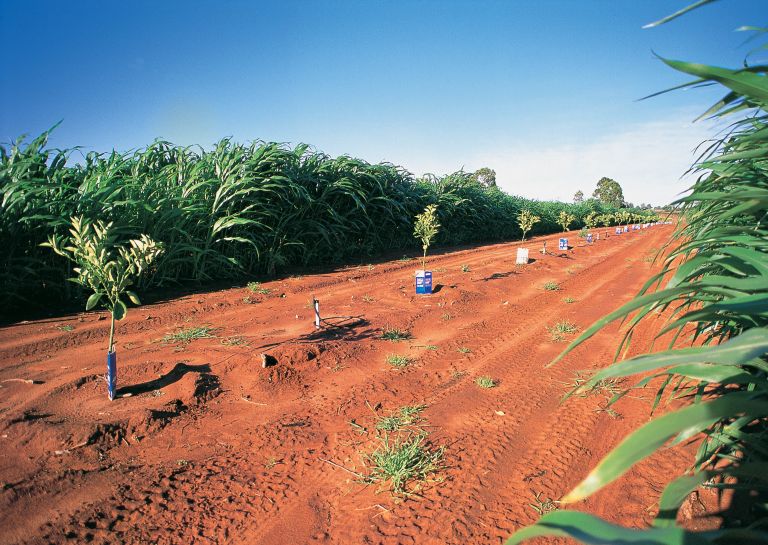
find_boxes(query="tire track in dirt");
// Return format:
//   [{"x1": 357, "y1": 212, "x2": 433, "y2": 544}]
[{"x1": 348, "y1": 230, "x2": 668, "y2": 544}]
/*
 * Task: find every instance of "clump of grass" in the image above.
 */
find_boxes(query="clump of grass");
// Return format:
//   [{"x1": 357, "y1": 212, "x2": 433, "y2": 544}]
[
  {"x1": 425, "y1": 345, "x2": 438, "y2": 350},
  {"x1": 547, "y1": 321, "x2": 578, "y2": 342},
  {"x1": 376, "y1": 405, "x2": 427, "y2": 432},
  {"x1": 398, "y1": 255, "x2": 414, "y2": 262},
  {"x1": 441, "y1": 313, "x2": 453, "y2": 321},
  {"x1": 543, "y1": 281, "x2": 560, "y2": 291},
  {"x1": 457, "y1": 347, "x2": 471, "y2": 354},
  {"x1": 386, "y1": 354, "x2": 413, "y2": 368},
  {"x1": 475, "y1": 376, "x2": 497, "y2": 388},
  {"x1": 246, "y1": 281, "x2": 271, "y2": 295},
  {"x1": 363, "y1": 433, "x2": 445, "y2": 495},
  {"x1": 242, "y1": 295, "x2": 260, "y2": 304},
  {"x1": 529, "y1": 491, "x2": 559, "y2": 515},
  {"x1": 461, "y1": 264, "x2": 470, "y2": 272},
  {"x1": 563, "y1": 297, "x2": 576, "y2": 304},
  {"x1": 163, "y1": 326, "x2": 215, "y2": 344},
  {"x1": 451, "y1": 368, "x2": 467, "y2": 380},
  {"x1": 362, "y1": 294, "x2": 375, "y2": 302},
  {"x1": 566, "y1": 371, "x2": 623, "y2": 398},
  {"x1": 57, "y1": 324, "x2": 74, "y2": 332},
  {"x1": 221, "y1": 336, "x2": 249, "y2": 346},
  {"x1": 381, "y1": 327, "x2": 412, "y2": 341}
]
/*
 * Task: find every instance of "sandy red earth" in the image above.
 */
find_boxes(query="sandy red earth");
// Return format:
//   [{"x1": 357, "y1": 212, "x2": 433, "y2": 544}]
[{"x1": 0, "y1": 225, "x2": 718, "y2": 545}]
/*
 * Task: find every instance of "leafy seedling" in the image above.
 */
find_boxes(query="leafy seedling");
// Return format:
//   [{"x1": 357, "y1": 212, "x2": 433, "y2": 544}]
[
  {"x1": 381, "y1": 327, "x2": 412, "y2": 341},
  {"x1": 246, "y1": 281, "x2": 271, "y2": 295},
  {"x1": 413, "y1": 204, "x2": 440, "y2": 270},
  {"x1": 44, "y1": 216, "x2": 162, "y2": 355},
  {"x1": 529, "y1": 491, "x2": 559, "y2": 515},
  {"x1": 386, "y1": 354, "x2": 412, "y2": 368},
  {"x1": 475, "y1": 376, "x2": 497, "y2": 389},
  {"x1": 518, "y1": 209, "x2": 541, "y2": 241},
  {"x1": 547, "y1": 321, "x2": 578, "y2": 342},
  {"x1": 543, "y1": 282, "x2": 560, "y2": 291}
]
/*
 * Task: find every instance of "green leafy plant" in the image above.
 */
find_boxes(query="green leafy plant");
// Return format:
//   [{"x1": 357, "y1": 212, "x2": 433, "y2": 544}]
[
  {"x1": 246, "y1": 281, "x2": 270, "y2": 295},
  {"x1": 385, "y1": 354, "x2": 412, "y2": 368},
  {"x1": 363, "y1": 432, "x2": 445, "y2": 495},
  {"x1": 376, "y1": 405, "x2": 427, "y2": 432},
  {"x1": 518, "y1": 209, "x2": 541, "y2": 241},
  {"x1": 583, "y1": 211, "x2": 599, "y2": 230},
  {"x1": 413, "y1": 204, "x2": 441, "y2": 269},
  {"x1": 475, "y1": 376, "x2": 497, "y2": 388},
  {"x1": 43, "y1": 216, "x2": 162, "y2": 353},
  {"x1": 543, "y1": 281, "x2": 560, "y2": 291},
  {"x1": 547, "y1": 321, "x2": 578, "y2": 342},
  {"x1": 380, "y1": 327, "x2": 412, "y2": 341},
  {"x1": 461, "y1": 264, "x2": 471, "y2": 272},
  {"x1": 557, "y1": 210, "x2": 576, "y2": 232},
  {"x1": 163, "y1": 326, "x2": 215, "y2": 344}
]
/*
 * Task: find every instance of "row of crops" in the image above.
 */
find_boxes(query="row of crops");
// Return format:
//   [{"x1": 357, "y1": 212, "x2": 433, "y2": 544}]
[
  {"x1": 510, "y1": 4, "x2": 768, "y2": 544},
  {"x1": 1, "y1": 129, "x2": 654, "y2": 315}
]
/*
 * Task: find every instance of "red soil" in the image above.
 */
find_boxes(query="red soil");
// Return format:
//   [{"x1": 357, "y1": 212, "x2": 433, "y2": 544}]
[{"x1": 0, "y1": 225, "x2": 712, "y2": 545}]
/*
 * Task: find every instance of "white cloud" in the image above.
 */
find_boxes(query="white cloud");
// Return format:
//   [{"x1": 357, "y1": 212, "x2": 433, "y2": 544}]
[{"x1": 464, "y1": 112, "x2": 716, "y2": 206}]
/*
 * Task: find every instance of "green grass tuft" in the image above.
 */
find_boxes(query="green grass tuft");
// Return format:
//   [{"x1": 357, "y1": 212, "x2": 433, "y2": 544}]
[
  {"x1": 475, "y1": 376, "x2": 497, "y2": 388},
  {"x1": 163, "y1": 326, "x2": 215, "y2": 344},
  {"x1": 363, "y1": 433, "x2": 445, "y2": 495},
  {"x1": 386, "y1": 354, "x2": 413, "y2": 368},
  {"x1": 381, "y1": 327, "x2": 412, "y2": 341},
  {"x1": 246, "y1": 281, "x2": 271, "y2": 295}
]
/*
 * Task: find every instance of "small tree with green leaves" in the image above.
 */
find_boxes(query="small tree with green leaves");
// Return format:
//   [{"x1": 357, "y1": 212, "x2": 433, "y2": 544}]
[
  {"x1": 617, "y1": 210, "x2": 632, "y2": 226},
  {"x1": 43, "y1": 216, "x2": 163, "y2": 353},
  {"x1": 413, "y1": 205, "x2": 440, "y2": 269},
  {"x1": 583, "y1": 212, "x2": 599, "y2": 230},
  {"x1": 517, "y1": 209, "x2": 540, "y2": 241},
  {"x1": 557, "y1": 210, "x2": 576, "y2": 232},
  {"x1": 597, "y1": 213, "x2": 614, "y2": 227}
]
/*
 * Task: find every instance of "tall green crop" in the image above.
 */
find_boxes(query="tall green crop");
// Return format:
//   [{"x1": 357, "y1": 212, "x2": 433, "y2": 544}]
[{"x1": 1, "y1": 131, "x2": 647, "y2": 319}]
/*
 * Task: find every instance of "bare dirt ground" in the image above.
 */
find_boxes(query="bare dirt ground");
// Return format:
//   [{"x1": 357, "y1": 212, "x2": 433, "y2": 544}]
[{"x1": 0, "y1": 225, "x2": 709, "y2": 545}]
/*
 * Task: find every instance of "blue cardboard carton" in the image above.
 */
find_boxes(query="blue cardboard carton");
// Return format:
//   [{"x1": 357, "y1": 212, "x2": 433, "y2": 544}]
[{"x1": 415, "y1": 270, "x2": 433, "y2": 294}]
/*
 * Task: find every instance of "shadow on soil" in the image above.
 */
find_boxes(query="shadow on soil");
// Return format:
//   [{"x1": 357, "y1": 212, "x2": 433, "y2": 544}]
[
  {"x1": 256, "y1": 315, "x2": 374, "y2": 350},
  {"x1": 117, "y1": 362, "x2": 213, "y2": 397}
]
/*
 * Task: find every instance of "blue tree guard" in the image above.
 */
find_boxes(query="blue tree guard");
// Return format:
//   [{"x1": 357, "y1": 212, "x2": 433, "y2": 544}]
[
  {"x1": 586, "y1": 233, "x2": 593, "y2": 244},
  {"x1": 107, "y1": 350, "x2": 117, "y2": 401},
  {"x1": 558, "y1": 238, "x2": 568, "y2": 251}
]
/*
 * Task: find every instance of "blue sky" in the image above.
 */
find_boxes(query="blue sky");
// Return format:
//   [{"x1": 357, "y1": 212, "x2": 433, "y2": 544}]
[{"x1": 1, "y1": 1, "x2": 763, "y2": 205}]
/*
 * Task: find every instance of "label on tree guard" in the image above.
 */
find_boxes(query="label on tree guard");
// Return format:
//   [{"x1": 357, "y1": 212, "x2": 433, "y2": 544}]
[
  {"x1": 586, "y1": 233, "x2": 593, "y2": 244},
  {"x1": 558, "y1": 238, "x2": 568, "y2": 251},
  {"x1": 516, "y1": 248, "x2": 529, "y2": 264},
  {"x1": 107, "y1": 350, "x2": 117, "y2": 401},
  {"x1": 415, "y1": 270, "x2": 433, "y2": 294}
]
